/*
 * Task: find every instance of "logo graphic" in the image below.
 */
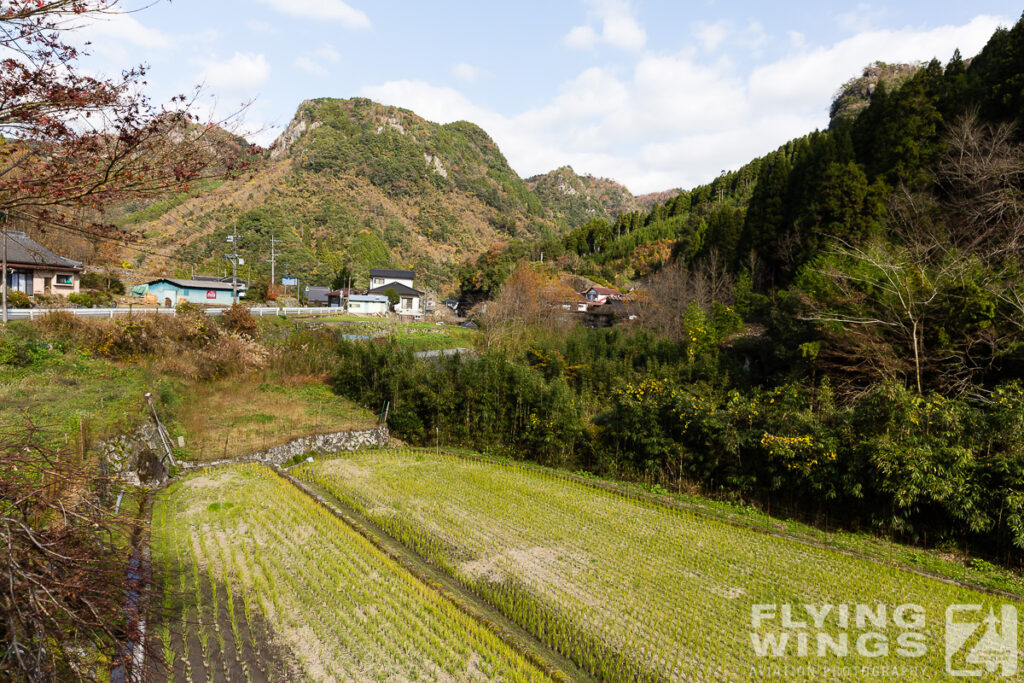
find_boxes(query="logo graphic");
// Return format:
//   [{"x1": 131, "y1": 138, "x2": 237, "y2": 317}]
[{"x1": 945, "y1": 605, "x2": 1018, "y2": 677}]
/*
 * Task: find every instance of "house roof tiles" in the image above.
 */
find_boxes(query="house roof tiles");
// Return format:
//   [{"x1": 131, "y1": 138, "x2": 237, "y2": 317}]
[{"x1": 2, "y1": 231, "x2": 82, "y2": 270}]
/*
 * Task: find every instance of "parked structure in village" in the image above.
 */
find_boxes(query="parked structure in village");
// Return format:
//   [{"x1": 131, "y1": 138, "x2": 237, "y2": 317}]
[
  {"x1": 366, "y1": 268, "x2": 423, "y2": 318},
  {"x1": 1, "y1": 231, "x2": 82, "y2": 297}
]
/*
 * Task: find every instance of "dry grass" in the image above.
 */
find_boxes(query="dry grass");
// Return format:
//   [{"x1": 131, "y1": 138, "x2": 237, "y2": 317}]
[{"x1": 168, "y1": 378, "x2": 377, "y2": 461}]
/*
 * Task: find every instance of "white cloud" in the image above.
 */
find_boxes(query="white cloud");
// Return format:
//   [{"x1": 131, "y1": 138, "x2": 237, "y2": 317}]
[
  {"x1": 75, "y1": 12, "x2": 171, "y2": 62},
  {"x1": 199, "y1": 52, "x2": 271, "y2": 92},
  {"x1": 246, "y1": 20, "x2": 278, "y2": 35},
  {"x1": 362, "y1": 14, "x2": 1012, "y2": 194},
  {"x1": 564, "y1": 0, "x2": 646, "y2": 52},
  {"x1": 750, "y1": 15, "x2": 1005, "y2": 114},
  {"x1": 452, "y1": 63, "x2": 483, "y2": 83},
  {"x1": 695, "y1": 21, "x2": 729, "y2": 52},
  {"x1": 253, "y1": 0, "x2": 370, "y2": 29},
  {"x1": 294, "y1": 44, "x2": 342, "y2": 76},
  {"x1": 80, "y1": 12, "x2": 171, "y2": 48}
]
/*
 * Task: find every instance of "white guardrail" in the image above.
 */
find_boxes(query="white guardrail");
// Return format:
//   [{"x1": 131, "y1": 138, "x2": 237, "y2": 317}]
[{"x1": 2, "y1": 306, "x2": 346, "y2": 320}]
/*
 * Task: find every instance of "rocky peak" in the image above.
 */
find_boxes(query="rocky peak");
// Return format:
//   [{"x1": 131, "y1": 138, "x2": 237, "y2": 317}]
[{"x1": 830, "y1": 61, "x2": 922, "y2": 122}]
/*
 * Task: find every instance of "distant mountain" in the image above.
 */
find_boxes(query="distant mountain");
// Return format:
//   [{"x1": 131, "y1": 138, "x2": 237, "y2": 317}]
[
  {"x1": 121, "y1": 98, "x2": 672, "y2": 293},
  {"x1": 634, "y1": 188, "x2": 681, "y2": 212},
  {"x1": 525, "y1": 166, "x2": 641, "y2": 227}
]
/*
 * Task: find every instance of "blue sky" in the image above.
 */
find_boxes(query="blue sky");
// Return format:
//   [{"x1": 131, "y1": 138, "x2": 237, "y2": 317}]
[{"x1": 73, "y1": 1, "x2": 1020, "y2": 193}]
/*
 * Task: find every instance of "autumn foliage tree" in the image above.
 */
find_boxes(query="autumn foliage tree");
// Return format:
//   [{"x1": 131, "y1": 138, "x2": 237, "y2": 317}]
[
  {"x1": 1, "y1": 2, "x2": 252, "y2": 680},
  {"x1": 0, "y1": 0, "x2": 256, "y2": 240},
  {"x1": 483, "y1": 264, "x2": 578, "y2": 349}
]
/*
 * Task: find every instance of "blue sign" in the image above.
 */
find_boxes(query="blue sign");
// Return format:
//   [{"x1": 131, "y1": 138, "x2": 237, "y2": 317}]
[{"x1": 281, "y1": 277, "x2": 298, "y2": 286}]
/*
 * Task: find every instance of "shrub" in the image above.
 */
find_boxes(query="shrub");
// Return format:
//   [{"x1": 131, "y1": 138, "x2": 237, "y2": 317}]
[
  {"x1": 4, "y1": 290, "x2": 31, "y2": 308},
  {"x1": 80, "y1": 271, "x2": 125, "y2": 294},
  {"x1": 246, "y1": 279, "x2": 270, "y2": 302},
  {"x1": 67, "y1": 292, "x2": 95, "y2": 308},
  {"x1": 220, "y1": 303, "x2": 258, "y2": 339},
  {"x1": 175, "y1": 301, "x2": 204, "y2": 318}
]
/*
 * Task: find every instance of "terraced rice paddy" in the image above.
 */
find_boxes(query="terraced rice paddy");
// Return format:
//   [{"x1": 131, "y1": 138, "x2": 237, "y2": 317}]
[
  {"x1": 150, "y1": 464, "x2": 553, "y2": 682},
  {"x1": 296, "y1": 449, "x2": 1024, "y2": 682}
]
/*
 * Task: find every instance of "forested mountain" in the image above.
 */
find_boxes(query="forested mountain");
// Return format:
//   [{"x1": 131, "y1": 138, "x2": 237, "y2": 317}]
[
  {"x1": 514, "y1": 18, "x2": 1024, "y2": 297},
  {"x1": 120, "y1": 99, "x2": 652, "y2": 292},
  {"x1": 524, "y1": 166, "x2": 641, "y2": 228},
  {"x1": 432, "y1": 15, "x2": 1024, "y2": 561},
  {"x1": 119, "y1": 98, "x2": 556, "y2": 291}
]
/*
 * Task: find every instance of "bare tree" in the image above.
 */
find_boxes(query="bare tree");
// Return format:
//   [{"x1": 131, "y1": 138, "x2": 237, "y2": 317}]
[
  {"x1": 483, "y1": 264, "x2": 579, "y2": 348},
  {"x1": 0, "y1": 424, "x2": 152, "y2": 682},
  {"x1": 804, "y1": 239, "x2": 949, "y2": 395},
  {"x1": 638, "y1": 249, "x2": 734, "y2": 340},
  {"x1": 937, "y1": 110, "x2": 1024, "y2": 259},
  {"x1": 803, "y1": 111, "x2": 1024, "y2": 396}
]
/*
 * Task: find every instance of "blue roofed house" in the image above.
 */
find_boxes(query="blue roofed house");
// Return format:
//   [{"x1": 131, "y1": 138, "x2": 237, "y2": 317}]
[
  {"x1": 346, "y1": 294, "x2": 389, "y2": 315},
  {"x1": 137, "y1": 278, "x2": 237, "y2": 307}
]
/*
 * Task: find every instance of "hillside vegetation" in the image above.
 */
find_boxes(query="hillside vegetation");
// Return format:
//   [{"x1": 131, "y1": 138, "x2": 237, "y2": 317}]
[
  {"x1": 373, "y1": 16, "x2": 1024, "y2": 572},
  {"x1": 123, "y1": 98, "x2": 645, "y2": 293}
]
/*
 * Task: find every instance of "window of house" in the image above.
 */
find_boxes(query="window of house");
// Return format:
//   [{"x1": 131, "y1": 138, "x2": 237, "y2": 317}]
[
  {"x1": 56, "y1": 274, "x2": 73, "y2": 286},
  {"x1": 7, "y1": 271, "x2": 30, "y2": 293},
  {"x1": 401, "y1": 296, "x2": 412, "y2": 309}
]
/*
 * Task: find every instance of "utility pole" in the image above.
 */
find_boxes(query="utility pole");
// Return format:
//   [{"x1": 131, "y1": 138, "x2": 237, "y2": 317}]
[
  {"x1": 225, "y1": 225, "x2": 241, "y2": 305},
  {"x1": 266, "y1": 235, "x2": 276, "y2": 290},
  {"x1": 2, "y1": 210, "x2": 8, "y2": 325}
]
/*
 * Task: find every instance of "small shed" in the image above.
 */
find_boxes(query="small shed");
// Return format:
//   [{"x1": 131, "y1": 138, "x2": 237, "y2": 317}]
[
  {"x1": 327, "y1": 288, "x2": 352, "y2": 308},
  {"x1": 305, "y1": 286, "x2": 331, "y2": 305},
  {"x1": 346, "y1": 294, "x2": 389, "y2": 315}
]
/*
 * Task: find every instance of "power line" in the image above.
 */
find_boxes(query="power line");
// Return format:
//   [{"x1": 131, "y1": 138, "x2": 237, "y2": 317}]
[{"x1": 7, "y1": 210, "x2": 193, "y2": 264}]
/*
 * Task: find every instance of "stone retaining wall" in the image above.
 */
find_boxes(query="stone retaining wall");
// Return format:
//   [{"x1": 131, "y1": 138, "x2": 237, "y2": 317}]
[
  {"x1": 100, "y1": 422, "x2": 169, "y2": 488},
  {"x1": 177, "y1": 425, "x2": 390, "y2": 470}
]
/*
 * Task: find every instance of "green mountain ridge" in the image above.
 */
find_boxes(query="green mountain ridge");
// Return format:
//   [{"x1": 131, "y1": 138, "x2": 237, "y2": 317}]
[
  {"x1": 125, "y1": 97, "x2": 647, "y2": 293},
  {"x1": 524, "y1": 165, "x2": 641, "y2": 228}
]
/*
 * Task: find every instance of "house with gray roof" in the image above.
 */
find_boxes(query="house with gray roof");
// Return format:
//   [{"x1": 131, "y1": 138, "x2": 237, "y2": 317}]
[
  {"x1": 2, "y1": 231, "x2": 83, "y2": 298},
  {"x1": 367, "y1": 281, "x2": 424, "y2": 316},
  {"x1": 368, "y1": 268, "x2": 415, "y2": 290}
]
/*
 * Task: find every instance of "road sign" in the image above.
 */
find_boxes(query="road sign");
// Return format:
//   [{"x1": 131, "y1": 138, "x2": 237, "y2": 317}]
[{"x1": 282, "y1": 277, "x2": 298, "y2": 286}]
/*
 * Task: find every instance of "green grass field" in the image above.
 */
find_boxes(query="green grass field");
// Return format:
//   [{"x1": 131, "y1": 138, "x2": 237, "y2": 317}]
[
  {"x1": 296, "y1": 449, "x2": 1024, "y2": 682},
  {"x1": 151, "y1": 464, "x2": 554, "y2": 682}
]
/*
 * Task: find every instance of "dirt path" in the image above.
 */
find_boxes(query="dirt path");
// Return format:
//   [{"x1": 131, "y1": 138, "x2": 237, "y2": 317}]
[{"x1": 273, "y1": 466, "x2": 597, "y2": 683}]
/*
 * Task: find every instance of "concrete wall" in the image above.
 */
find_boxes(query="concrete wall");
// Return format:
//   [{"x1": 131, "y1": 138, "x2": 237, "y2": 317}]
[{"x1": 347, "y1": 300, "x2": 389, "y2": 314}]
